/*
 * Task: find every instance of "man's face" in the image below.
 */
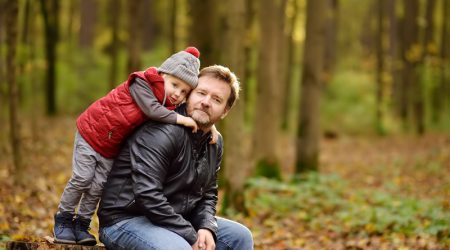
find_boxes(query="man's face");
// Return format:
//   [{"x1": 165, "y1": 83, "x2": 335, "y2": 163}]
[{"x1": 186, "y1": 75, "x2": 231, "y2": 129}]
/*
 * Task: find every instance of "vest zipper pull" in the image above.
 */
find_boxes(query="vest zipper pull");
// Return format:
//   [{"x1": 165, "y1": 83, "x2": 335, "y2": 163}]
[{"x1": 108, "y1": 131, "x2": 112, "y2": 139}]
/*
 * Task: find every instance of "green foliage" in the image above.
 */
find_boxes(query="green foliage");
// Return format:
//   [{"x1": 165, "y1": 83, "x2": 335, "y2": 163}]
[
  {"x1": 57, "y1": 48, "x2": 112, "y2": 114},
  {"x1": 0, "y1": 235, "x2": 10, "y2": 250},
  {"x1": 420, "y1": 63, "x2": 450, "y2": 131},
  {"x1": 253, "y1": 159, "x2": 282, "y2": 180},
  {"x1": 52, "y1": 44, "x2": 171, "y2": 114},
  {"x1": 321, "y1": 69, "x2": 378, "y2": 135},
  {"x1": 244, "y1": 173, "x2": 450, "y2": 239}
]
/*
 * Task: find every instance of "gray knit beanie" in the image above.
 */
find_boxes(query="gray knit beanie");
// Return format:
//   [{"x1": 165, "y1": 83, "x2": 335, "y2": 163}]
[{"x1": 158, "y1": 47, "x2": 201, "y2": 88}]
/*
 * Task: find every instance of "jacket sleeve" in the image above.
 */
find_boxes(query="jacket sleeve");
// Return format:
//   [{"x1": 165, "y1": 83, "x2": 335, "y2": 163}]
[
  {"x1": 129, "y1": 124, "x2": 198, "y2": 245},
  {"x1": 189, "y1": 136, "x2": 222, "y2": 239},
  {"x1": 129, "y1": 78, "x2": 177, "y2": 124}
]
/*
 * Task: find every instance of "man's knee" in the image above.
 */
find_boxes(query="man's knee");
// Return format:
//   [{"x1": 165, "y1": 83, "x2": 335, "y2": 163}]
[
  {"x1": 217, "y1": 218, "x2": 254, "y2": 249},
  {"x1": 235, "y1": 223, "x2": 253, "y2": 243}
]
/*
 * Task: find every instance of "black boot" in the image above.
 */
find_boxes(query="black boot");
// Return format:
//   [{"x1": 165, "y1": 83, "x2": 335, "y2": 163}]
[
  {"x1": 53, "y1": 212, "x2": 76, "y2": 244},
  {"x1": 73, "y1": 217, "x2": 97, "y2": 246}
]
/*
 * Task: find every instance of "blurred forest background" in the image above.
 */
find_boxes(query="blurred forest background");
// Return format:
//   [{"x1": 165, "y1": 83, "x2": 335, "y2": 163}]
[{"x1": 1, "y1": 0, "x2": 450, "y2": 249}]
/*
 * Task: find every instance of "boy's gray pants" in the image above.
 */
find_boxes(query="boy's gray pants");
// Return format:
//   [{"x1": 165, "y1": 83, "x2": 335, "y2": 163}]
[{"x1": 58, "y1": 131, "x2": 114, "y2": 219}]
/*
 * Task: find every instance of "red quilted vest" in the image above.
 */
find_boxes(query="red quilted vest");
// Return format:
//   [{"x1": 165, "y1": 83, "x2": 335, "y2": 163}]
[{"x1": 76, "y1": 67, "x2": 175, "y2": 158}]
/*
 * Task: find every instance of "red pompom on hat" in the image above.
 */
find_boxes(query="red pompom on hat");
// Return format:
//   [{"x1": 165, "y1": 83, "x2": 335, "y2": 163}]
[{"x1": 184, "y1": 47, "x2": 200, "y2": 58}]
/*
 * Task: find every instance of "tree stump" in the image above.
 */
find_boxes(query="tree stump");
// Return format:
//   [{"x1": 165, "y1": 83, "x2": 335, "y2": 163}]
[{"x1": 6, "y1": 237, "x2": 106, "y2": 250}]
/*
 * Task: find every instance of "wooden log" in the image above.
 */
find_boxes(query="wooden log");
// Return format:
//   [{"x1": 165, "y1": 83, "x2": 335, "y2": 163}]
[{"x1": 6, "y1": 237, "x2": 106, "y2": 250}]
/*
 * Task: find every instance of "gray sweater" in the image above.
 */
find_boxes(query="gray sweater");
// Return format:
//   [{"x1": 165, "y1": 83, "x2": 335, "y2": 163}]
[{"x1": 129, "y1": 77, "x2": 177, "y2": 124}]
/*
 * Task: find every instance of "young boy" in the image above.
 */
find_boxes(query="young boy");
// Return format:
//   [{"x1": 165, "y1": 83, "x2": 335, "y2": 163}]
[{"x1": 54, "y1": 47, "x2": 211, "y2": 245}]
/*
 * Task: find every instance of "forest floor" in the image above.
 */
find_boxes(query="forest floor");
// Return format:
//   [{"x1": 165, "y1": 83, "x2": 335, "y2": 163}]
[{"x1": 0, "y1": 116, "x2": 449, "y2": 249}]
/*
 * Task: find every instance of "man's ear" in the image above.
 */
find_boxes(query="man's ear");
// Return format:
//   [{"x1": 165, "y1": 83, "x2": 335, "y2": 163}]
[{"x1": 220, "y1": 108, "x2": 230, "y2": 119}]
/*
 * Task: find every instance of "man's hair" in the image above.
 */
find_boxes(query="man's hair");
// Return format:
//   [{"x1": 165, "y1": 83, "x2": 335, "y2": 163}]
[{"x1": 199, "y1": 65, "x2": 240, "y2": 110}]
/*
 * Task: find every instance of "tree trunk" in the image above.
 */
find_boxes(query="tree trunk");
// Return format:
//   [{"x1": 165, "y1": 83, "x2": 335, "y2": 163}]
[
  {"x1": 400, "y1": 0, "x2": 419, "y2": 129},
  {"x1": 387, "y1": 0, "x2": 402, "y2": 117},
  {"x1": 420, "y1": 0, "x2": 438, "y2": 124},
  {"x1": 360, "y1": 1, "x2": 376, "y2": 57},
  {"x1": 79, "y1": 0, "x2": 97, "y2": 49},
  {"x1": 253, "y1": 0, "x2": 287, "y2": 179},
  {"x1": 423, "y1": 0, "x2": 436, "y2": 58},
  {"x1": 188, "y1": 0, "x2": 218, "y2": 68},
  {"x1": 403, "y1": 0, "x2": 425, "y2": 134},
  {"x1": 244, "y1": 0, "x2": 256, "y2": 124},
  {"x1": 141, "y1": 0, "x2": 155, "y2": 51},
  {"x1": 17, "y1": 0, "x2": 39, "y2": 142},
  {"x1": 221, "y1": 0, "x2": 251, "y2": 213},
  {"x1": 431, "y1": 0, "x2": 444, "y2": 122},
  {"x1": 323, "y1": 0, "x2": 339, "y2": 83},
  {"x1": 418, "y1": 0, "x2": 436, "y2": 130},
  {"x1": 375, "y1": 0, "x2": 385, "y2": 133},
  {"x1": 39, "y1": 0, "x2": 59, "y2": 116},
  {"x1": 397, "y1": 11, "x2": 408, "y2": 122},
  {"x1": 19, "y1": 0, "x2": 39, "y2": 142},
  {"x1": 169, "y1": 0, "x2": 177, "y2": 54},
  {"x1": 281, "y1": 0, "x2": 299, "y2": 131},
  {"x1": 296, "y1": 0, "x2": 327, "y2": 173},
  {"x1": 126, "y1": 0, "x2": 143, "y2": 72},
  {"x1": 108, "y1": 0, "x2": 121, "y2": 89},
  {"x1": 437, "y1": 0, "x2": 449, "y2": 117},
  {"x1": 66, "y1": 0, "x2": 76, "y2": 44},
  {"x1": 5, "y1": 0, "x2": 23, "y2": 184},
  {"x1": 18, "y1": 0, "x2": 31, "y2": 106},
  {"x1": 0, "y1": 0, "x2": 6, "y2": 135}
]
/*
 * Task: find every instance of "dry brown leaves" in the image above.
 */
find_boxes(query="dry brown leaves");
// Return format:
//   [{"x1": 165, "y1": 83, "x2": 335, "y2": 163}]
[{"x1": 1, "y1": 117, "x2": 449, "y2": 249}]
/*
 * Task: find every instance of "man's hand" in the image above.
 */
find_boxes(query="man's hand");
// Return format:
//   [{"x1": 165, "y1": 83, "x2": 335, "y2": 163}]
[
  {"x1": 177, "y1": 114, "x2": 198, "y2": 133},
  {"x1": 192, "y1": 229, "x2": 215, "y2": 250}
]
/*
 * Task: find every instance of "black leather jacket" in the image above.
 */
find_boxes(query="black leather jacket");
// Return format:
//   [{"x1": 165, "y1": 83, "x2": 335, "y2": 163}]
[{"x1": 98, "y1": 105, "x2": 222, "y2": 245}]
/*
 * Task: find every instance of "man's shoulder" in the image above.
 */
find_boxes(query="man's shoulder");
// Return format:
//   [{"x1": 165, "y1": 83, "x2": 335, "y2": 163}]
[
  {"x1": 140, "y1": 120, "x2": 186, "y2": 136},
  {"x1": 129, "y1": 122, "x2": 188, "y2": 151}
]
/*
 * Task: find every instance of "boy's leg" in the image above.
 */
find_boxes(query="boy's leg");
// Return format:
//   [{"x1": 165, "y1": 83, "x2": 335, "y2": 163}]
[
  {"x1": 99, "y1": 216, "x2": 191, "y2": 250},
  {"x1": 74, "y1": 153, "x2": 113, "y2": 245},
  {"x1": 77, "y1": 154, "x2": 113, "y2": 219},
  {"x1": 216, "y1": 217, "x2": 254, "y2": 250},
  {"x1": 55, "y1": 131, "x2": 97, "y2": 244},
  {"x1": 58, "y1": 131, "x2": 97, "y2": 214}
]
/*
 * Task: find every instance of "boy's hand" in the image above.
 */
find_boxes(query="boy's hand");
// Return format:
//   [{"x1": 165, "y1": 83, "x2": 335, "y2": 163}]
[
  {"x1": 177, "y1": 114, "x2": 198, "y2": 133},
  {"x1": 209, "y1": 125, "x2": 219, "y2": 144}
]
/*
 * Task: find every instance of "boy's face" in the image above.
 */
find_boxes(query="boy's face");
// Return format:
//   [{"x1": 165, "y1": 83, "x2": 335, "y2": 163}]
[{"x1": 162, "y1": 74, "x2": 192, "y2": 105}]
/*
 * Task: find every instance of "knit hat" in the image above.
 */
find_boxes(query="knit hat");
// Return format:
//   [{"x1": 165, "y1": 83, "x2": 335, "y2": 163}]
[{"x1": 158, "y1": 47, "x2": 201, "y2": 88}]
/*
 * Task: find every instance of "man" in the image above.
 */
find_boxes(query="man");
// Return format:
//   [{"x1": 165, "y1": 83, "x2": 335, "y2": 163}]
[{"x1": 98, "y1": 65, "x2": 254, "y2": 250}]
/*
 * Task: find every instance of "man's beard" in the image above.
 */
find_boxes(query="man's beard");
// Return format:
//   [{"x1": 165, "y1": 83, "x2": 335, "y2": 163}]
[{"x1": 190, "y1": 109, "x2": 213, "y2": 128}]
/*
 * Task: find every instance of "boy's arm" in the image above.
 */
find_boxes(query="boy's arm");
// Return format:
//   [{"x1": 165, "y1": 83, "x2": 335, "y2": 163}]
[
  {"x1": 130, "y1": 78, "x2": 177, "y2": 124},
  {"x1": 209, "y1": 125, "x2": 219, "y2": 144},
  {"x1": 130, "y1": 78, "x2": 198, "y2": 132},
  {"x1": 176, "y1": 114, "x2": 198, "y2": 133}
]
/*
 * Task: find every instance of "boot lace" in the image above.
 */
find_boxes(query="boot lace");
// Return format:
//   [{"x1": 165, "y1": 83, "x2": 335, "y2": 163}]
[{"x1": 75, "y1": 218, "x2": 91, "y2": 231}]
